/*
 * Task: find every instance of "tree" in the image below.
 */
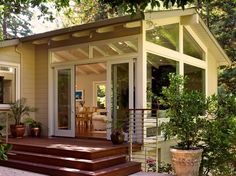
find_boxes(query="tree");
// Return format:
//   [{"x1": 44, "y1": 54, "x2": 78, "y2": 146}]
[{"x1": 199, "y1": 0, "x2": 236, "y2": 61}]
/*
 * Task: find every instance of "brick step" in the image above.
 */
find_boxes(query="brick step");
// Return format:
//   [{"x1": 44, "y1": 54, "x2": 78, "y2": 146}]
[
  {"x1": 12, "y1": 143, "x2": 127, "y2": 160},
  {"x1": 8, "y1": 150, "x2": 126, "y2": 171},
  {"x1": 0, "y1": 159, "x2": 141, "y2": 176}
]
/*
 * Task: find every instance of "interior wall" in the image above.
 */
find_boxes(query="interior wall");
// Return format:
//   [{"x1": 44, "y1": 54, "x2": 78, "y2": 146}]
[{"x1": 76, "y1": 72, "x2": 106, "y2": 108}]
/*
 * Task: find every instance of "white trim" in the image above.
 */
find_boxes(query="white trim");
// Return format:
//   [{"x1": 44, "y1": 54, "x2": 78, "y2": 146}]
[
  {"x1": 48, "y1": 52, "x2": 54, "y2": 136},
  {"x1": 50, "y1": 53, "x2": 138, "y2": 68},
  {"x1": 54, "y1": 66, "x2": 75, "y2": 137},
  {"x1": 93, "y1": 81, "x2": 106, "y2": 107},
  {"x1": 0, "y1": 62, "x2": 20, "y2": 108},
  {"x1": 144, "y1": 41, "x2": 207, "y2": 69}
]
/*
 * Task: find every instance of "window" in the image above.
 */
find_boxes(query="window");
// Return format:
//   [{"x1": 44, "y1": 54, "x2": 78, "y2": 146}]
[
  {"x1": 184, "y1": 64, "x2": 205, "y2": 93},
  {"x1": 147, "y1": 53, "x2": 179, "y2": 110},
  {"x1": 183, "y1": 28, "x2": 205, "y2": 60},
  {"x1": 146, "y1": 23, "x2": 179, "y2": 51},
  {"x1": 94, "y1": 82, "x2": 106, "y2": 109},
  {"x1": 0, "y1": 65, "x2": 17, "y2": 104}
]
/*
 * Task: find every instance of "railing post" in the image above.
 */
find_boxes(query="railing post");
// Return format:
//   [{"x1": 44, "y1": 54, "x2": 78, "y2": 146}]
[
  {"x1": 129, "y1": 109, "x2": 133, "y2": 161},
  {"x1": 6, "y1": 112, "x2": 8, "y2": 143},
  {"x1": 156, "y1": 109, "x2": 159, "y2": 173}
]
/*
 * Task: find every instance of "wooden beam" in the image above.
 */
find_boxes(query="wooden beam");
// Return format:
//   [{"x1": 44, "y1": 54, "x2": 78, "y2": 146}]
[
  {"x1": 108, "y1": 44, "x2": 123, "y2": 55},
  {"x1": 124, "y1": 41, "x2": 138, "y2": 51},
  {"x1": 72, "y1": 31, "x2": 90, "y2": 38},
  {"x1": 124, "y1": 21, "x2": 141, "y2": 28},
  {"x1": 98, "y1": 63, "x2": 107, "y2": 70},
  {"x1": 32, "y1": 38, "x2": 49, "y2": 45},
  {"x1": 180, "y1": 14, "x2": 199, "y2": 25},
  {"x1": 51, "y1": 34, "x2": 70, "y2": 41},
  {"x1": 93, "y1": 46, "x2": 108, "y2": 56},
  {"x1": 96, "y1": 26, "x2": 115, "y2": 33},
  {"x1": 76, "y1": 48, "x2": 89, "y2": 57},
  {"x1": 83, "y1": 65, "x2": 100, "y2": 74}
]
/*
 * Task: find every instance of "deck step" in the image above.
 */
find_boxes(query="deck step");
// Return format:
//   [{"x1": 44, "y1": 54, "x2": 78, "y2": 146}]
[
  {"x1": 3, "y1": 141, "x2": 141, "y2": 175},
  {"x1": 8, "y1": 150, "x2": 127, "y2": 171},
  {"x1": 12, "y1": 143, "x2": 127, "y2": 159},
  {"x1": 0, "y1": 159, "x2": 141, "y2": 176}
]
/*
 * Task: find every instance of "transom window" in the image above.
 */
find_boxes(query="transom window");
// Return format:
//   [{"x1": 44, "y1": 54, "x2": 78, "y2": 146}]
[
  {"x1": 183, "y1": 28, "x2": 205, "y2": 60},
  {"x1": 146, "y1": 23, "x2": 179, "y2": 51}
]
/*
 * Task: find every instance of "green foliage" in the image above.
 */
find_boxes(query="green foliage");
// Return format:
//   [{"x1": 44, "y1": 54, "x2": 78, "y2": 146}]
[
  {"x1": 200, "y1": 93, "x2": 236, "y2": 176},
  {"x1": 200, "y1": 0, "x2": 236, "y2": 61},
  {"x1": 219, "y1": 62, "x2": 236, "y2": 96},
  {"x1": 24, "y1": 117, "x2": 42, "y2": 128},
  {"x1": 99, "y1": 0, "x2": 196, "y2": 15},
  {"x1": 0, "y1": 124, "x2": 12, "y2": 160},
  {"x1": 160, "y1": 73, "x2": 207, "y2": 150},
  {"x1": 9, "y1": 98, "x2": 36, "y2": 125}
]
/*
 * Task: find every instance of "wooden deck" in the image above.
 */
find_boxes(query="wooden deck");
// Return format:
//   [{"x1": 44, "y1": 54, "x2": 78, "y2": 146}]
[{"x1": 0, "y1": 137, "x2": 141, "y2": 176}]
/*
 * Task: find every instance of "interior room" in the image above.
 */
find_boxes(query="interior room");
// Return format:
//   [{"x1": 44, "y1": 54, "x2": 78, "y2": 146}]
[{"x1": 75, "y1": 63, "x2": 107, "y2": 139}]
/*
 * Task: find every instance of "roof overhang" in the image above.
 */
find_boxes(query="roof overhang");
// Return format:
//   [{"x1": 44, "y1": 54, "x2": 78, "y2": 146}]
[
  {"x1": 0, "y1": 39, "x2": 19, "y2": 48},
  {"x1": 17, "y1": 8, "x2": 230, "y2": 65}
]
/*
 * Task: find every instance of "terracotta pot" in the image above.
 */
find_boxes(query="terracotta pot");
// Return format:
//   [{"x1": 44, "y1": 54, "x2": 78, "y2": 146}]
[
  {"x1": 10, "y1": 124, "x2": 25, "y2": 138},
  {"x1": 170, "y1": 148, "x2": 203, "y2": 176},
  {"x1": 31, "y1": 127, "x2": 41, "y2": 137},
  {"x1": 110, "y1": 129, "x2": 125, "y2": 145}
]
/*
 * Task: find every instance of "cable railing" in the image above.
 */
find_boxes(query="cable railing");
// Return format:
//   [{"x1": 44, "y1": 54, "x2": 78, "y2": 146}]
[{"x1": 128, "y1": 108, "x2": 173, "y2": 173}]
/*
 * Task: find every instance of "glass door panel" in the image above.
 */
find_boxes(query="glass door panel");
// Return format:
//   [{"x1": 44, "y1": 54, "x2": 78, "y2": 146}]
[
  {"x1": 55, "y1": 67, "x2": 75, "y2": 137},
  {"x1": 111, "y1": 63, "x2": 129, "y2": 131},
  {"x1": 107, "y1": 60, "x2": 134, "y2": 138}
]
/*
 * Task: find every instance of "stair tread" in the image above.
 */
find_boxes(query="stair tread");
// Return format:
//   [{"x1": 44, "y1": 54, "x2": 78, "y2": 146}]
[
  {"x1": 1, "y1": 158, "x2": 140, "y2": 175},
  {"x1": 9, "y1": 150, "x2": 126, "y2": 163}
]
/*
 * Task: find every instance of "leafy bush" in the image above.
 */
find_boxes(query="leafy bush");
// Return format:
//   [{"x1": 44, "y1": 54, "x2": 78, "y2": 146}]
[{"x1": 0, "y1": 125, "x2": 12, "y2": 160}]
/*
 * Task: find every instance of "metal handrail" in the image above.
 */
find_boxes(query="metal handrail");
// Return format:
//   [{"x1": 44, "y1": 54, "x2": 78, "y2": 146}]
[{"x1": 128, "y1": 108, "x2": 162, "y2": 173}]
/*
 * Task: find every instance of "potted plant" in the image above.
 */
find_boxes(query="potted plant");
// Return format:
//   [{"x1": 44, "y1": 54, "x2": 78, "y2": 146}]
[
  {"x1": 110, "y1": 118, "x2": 125, "y2": 145},
  {"x1": 9, "y1": 98, "x2": 36, "y2": 138},
  {"x1": 160, "y1": 74, "x2": 207, "y2": 176},
  {"x1": 0, "y1": 125, "x2": 12, "y2": 160},
  {"x1": 24, "y1": 117, "x2": 42, "y2": 137}
]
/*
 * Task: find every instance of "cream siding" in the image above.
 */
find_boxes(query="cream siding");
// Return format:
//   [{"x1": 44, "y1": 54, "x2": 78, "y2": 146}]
[
  {"x1": 35, "y1": 45, "x2": 49, "y2": 136},
  {"x1": 21, "y1": 42, "x2": 35, "y2": 111},
  {"x1": 0, "y1": 46, "x2": 20, "y2": 63}
]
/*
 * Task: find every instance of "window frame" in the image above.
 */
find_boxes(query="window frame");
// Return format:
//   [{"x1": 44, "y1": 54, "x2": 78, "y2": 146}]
[
  {"x1": 93, "y1": 81, "x2": 106, "y2": 109},
  {"x1": 0, "y1": 62, "x2": 20, "y2": 109}
]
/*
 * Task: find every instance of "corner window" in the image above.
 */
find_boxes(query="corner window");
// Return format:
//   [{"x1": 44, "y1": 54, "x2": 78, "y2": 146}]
[
  {"x1": 183, "y1": 28, "x2": 205, "y2": 60},
  {"x1": 146, "y1": 23, "x2": 179, "y2": 51},
  {"x1": 0, "y1": 65, "x2": 17, "y2": 104},
  {"x1": 184, "y1": 64, "x2": 205, "y2": 93}
]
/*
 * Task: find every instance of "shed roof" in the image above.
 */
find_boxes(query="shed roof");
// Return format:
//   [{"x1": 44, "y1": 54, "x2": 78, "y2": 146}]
[{"x1": 0, "y1": 8, "x2": 230, "y2": 64}]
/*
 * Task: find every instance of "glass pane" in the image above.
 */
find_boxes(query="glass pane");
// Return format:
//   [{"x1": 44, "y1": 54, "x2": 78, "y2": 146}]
[
  {"x1": 0, "y1": 66, "x2": 16, "y2": 104},
  {"x1": 147, "y1": 53, "x2": 179, "y2": 111},
  {"x1": 52, "y1": 45, "x2": 89, "y2": 63},
  {"x1": 96, "y1": 84, "x2": 106, "y2": 109},
  {"x1": 111, "y1": 63, "x2": 129, "y2": 131},
  {"x1": 183, "y1": 28, "x2": 205, "y2": 60},
  {"x1": 57, "y1": 69, "x2": 71, "y2": 130},
  {"x1": 93, "y1": 39, "x2": 138, "y2": 58},
  {"x1": 146, "y1": 23, "x2": 179, "y2": 51},
  {"x1": 184, "y1": 64, "x2": 205, "y2": 93}
]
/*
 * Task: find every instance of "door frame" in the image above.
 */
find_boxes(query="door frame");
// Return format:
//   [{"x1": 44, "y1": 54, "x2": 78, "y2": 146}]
[
  {"x1": 54, "y1": 65, "x2": 75, "y2": 137},
  {"x1": 106, "y1": 58, "x2": 135, "y2": 139}
]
